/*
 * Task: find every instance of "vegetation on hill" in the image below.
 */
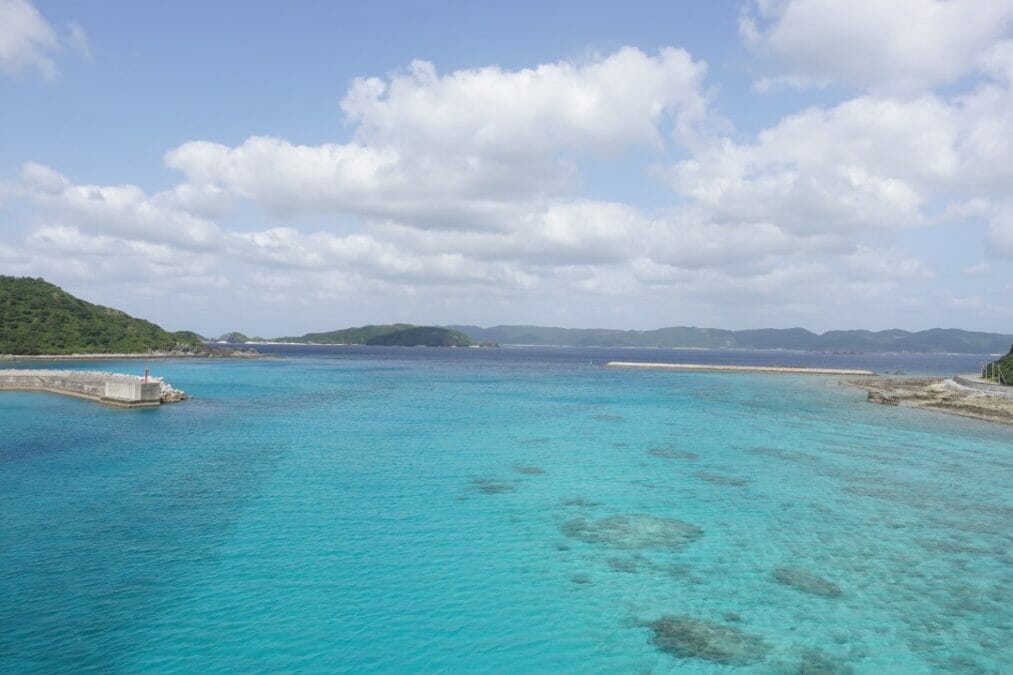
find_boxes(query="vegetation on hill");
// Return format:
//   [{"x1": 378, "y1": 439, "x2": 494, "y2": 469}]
[
  {"x1": 218, "y1": 331, "x2": 260, "y2": 343},
  {"x1": 449, "y1": 325, "x2": 1013, "y2": 354},
  {"x1": 983, "y1": 346, "x2": 1013, "y2": 385},
  {"x1": 274, "y1": 323, "x2": 416, "y2": 344},
  {"x1": 272, "y1": 323, "x2": 473, "y2": 347},
  {"x1": 365, "y1": 326, "x2": 472, "y2": 347},
  {"x1": 0, "y1": 276, "x2": 202, "y2": 355}
]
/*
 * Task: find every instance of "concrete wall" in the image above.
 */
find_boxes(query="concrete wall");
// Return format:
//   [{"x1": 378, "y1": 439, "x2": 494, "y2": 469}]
[{"x1": 0, "y1": 370, "x2": 163, "y2": 406}]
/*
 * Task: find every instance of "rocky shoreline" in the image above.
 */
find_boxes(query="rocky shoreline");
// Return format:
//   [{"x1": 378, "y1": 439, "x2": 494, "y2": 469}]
[
  {"x1": 850, "y1": 376, "x2": 1013, "y2": 427},
  {"x1": 0, "y1": 345, "x2": 263, "y2": 360}
]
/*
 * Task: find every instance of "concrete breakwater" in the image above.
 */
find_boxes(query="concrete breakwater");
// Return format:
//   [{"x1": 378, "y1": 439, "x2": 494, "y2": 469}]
[
  {"x1": 0, "y1": 369, "x2": 186, "y2": 407},
  {"x1": 605, "y1": 361, "x2": 875, "y2": 376}
]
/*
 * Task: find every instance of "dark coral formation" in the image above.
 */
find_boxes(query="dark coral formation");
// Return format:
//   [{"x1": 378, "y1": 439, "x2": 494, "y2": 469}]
[
  {"x1": 649, "y1": 447, "x2": 699, "y2": 460},
  {"x1": 695, "y1": 472, "x2": 748, "y2": 487},
  {"x1": 561, "y1": 497, "x2": 601, "y2": 508},
  {"x1": 796, "y1": 648, "x2": 855, "y2": 674},
  {"x1": 749, "y1": 447, "x2": 818, "y2": 463},
  {"x1": 772, "y1": 566, "x2": 843, "y2": 598},
  {"x1": 470, "y1": 478, "x2": 515, "y2": 495},
  {"x1": 562, "y1": 514, "x2": 702, "y2": 550},
  {"x1": 606, "y1": 556, "x2": 642, "y2": 573},
  {"x1": 647, "y1": 615, "x2": 767, "y2": 665}
]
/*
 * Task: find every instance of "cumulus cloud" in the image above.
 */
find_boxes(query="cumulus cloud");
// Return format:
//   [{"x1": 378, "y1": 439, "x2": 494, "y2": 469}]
[
  {"x1": 741, "y1": 0, "x2": 1013, "y2": 93},
  {"x1": 3, "y1": 41, "x2": 1004, "y2": 332},
  {"x1": 0, "y1": 0, "x2": 89, "y2": 79},
  {"x1": 665, "y1": 96, "x2": 959, "y2": 234},
  {"x1": 15, "y1": 162, "x2": 221, "y2": 249},
  {"x1": 0, "y1": 0, "x2": 58, "y2": 78},
  {"x1": 342, "y1": 47, "x2": 709, "y2": 154},
  {"x1": 165, "y1": 47, "x2": 710, "y2": 231}
]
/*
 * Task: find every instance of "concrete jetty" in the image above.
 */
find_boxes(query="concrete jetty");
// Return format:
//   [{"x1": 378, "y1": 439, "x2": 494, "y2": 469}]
[
  {"x1": 0, "y1": 369, "x2": 185, "y2": 407},
  {"x1": 605, "y1": 361, "x2": 875, "y2": 376}
]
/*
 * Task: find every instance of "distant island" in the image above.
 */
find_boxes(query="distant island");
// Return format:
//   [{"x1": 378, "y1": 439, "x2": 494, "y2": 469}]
[
  {"x1": 218, "y1": 323, "x2": 1013, "y2": 353},
  {"x1": 0, "y1": 276, "x2": 204, "y2": 356},
  {"x1": 444, "y1": 325, "x2": 1013, "y2": 354},
  {"x1": 253, "y1": 324, "x2": 477, "y2": 348}
]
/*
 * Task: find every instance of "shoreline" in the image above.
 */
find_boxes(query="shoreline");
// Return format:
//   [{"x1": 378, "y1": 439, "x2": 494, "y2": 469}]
[
  {"x1": 605, "y1": 361, "x2": 875, "y2": 376},
  {"x1": 0, "y1": 349, "x2": 263, "y2": 361},
  {"x1": 849, "y1": 376, "x2": 1013, "y2": 427}
]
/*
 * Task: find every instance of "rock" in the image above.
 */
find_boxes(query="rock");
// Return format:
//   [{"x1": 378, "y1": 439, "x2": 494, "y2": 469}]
[
  {"x1": 867, "y1": 391, "x2": 898, "y2": 405},
  {"x1": 647, "y1": 615, "x2": 767, "y2": 665}
]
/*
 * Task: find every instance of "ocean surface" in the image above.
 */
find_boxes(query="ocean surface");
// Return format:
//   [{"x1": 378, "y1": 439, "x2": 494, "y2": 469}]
[{"x1": 1, "y1": 347, "x2": 1011, "y2": 672}]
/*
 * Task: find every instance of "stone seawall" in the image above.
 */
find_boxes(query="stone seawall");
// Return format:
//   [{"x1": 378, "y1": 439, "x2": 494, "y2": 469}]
[
  {"x1": 605, "y1": 362, "x2": 875, "y2": 376},
  {"x1": 0, "y1": 370, "x2": 181, "y2": 407}
]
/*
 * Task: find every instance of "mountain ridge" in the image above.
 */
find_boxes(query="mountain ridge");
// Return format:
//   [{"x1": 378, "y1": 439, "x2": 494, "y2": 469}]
[{"x1": 446, "y1": 324, "x2": 1013, "y2": 354}]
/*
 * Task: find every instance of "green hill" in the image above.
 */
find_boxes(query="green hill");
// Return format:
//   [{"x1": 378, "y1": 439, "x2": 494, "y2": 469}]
[
  {"x1": 0, "y1": 276, "x2": 202, "y2": 355},
  {"x1": 274, "y1": 323, "x2": 416, "y2": 344},
  {"x1": 273, "y1": 323, "x2": 472, "y2": 347},
  {"x1": 449, "y1": 324, "x2": 1013, "y2": 353},
  {"x1": 983, "y1": 346, "x2": 1013, "y2": 385},
  {"x1": 218, "y1": 331, "x2": 262, "y2": 343},
  {"x1": 365, "y1": 326, "x2": 472, "y2": 347}
]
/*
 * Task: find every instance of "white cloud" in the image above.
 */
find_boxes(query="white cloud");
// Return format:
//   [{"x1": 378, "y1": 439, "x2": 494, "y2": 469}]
[
  {"x1": 0, "y1": 0, "x2": 58, "y2": 78},
  {"x1": 16, "y1": 162, "x2": 221, "y2": 249},
  {"x1": 2, "y1": 42, "x2": 1006, "y2": 332},
  {"x1": 964, "y1": 262, "x2": 992, "y2": 276},
  {"x1": 741, "y1": 0, "x2": 1013, "y2": 93},
  {"x1": 0, "y1": 0, "x2": 89, "y2": 79},
  {"x1": 666, "y1": 96, "x2": 958, "y2": 234},
  {"x1": 165, "y1": 48, "x2": 711, "y2": 231},
  {"x1": 342, "y1": 47, "x2": 709, "y2": 155}
]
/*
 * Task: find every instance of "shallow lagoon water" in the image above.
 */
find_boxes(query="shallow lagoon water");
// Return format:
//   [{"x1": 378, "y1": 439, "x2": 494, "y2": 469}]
[{"x1": 1, "y1": 347, "x2": 1011, "y2": 672}]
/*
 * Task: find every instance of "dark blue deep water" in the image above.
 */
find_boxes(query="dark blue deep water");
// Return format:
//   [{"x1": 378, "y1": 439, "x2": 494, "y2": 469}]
[{"x1": 1, "y1": 347, "x2": 1010, "y2": 672}]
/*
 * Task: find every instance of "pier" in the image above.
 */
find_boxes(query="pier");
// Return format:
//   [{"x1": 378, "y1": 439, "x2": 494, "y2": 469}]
[
  {"x1": 605, "y1": 362, "x2": 875, "y2": 376},
  {"x1": 0, "y1": 369, "x2": 185, "y2": 407}
]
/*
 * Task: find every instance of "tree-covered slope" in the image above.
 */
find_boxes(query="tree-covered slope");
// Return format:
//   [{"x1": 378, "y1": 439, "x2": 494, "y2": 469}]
[
  {"x1": 984, "y1": 346, "x2": 1013, "y2": 384},
  {"x1": 365, "y1": 326, "x2": 472, "y2": 347},
  {"x1": 0, "y1": 276, "x2": 202, "y2": 355},
  {"x1": 273, "y1": 323, "x2": 416, "y2": 344},
  {"x1": 218, "y1": 331, "x2": 265, "y2": 343}
]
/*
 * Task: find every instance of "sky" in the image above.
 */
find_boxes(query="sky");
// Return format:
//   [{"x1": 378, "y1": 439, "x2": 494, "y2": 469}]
[{"x1": 1, "y1": 0, "x2": 1011, "y2": 337}]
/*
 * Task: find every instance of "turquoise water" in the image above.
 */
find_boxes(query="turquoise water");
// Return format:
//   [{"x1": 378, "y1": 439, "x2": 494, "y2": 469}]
[{"x1": 1, "y1": 349, "x2": 1011, "y2": 672}]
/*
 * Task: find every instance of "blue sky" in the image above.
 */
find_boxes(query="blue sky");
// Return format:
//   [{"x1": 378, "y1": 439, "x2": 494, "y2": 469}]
[{"x1": 1, "y1": 0, "x2": 1011, "y2": 336}]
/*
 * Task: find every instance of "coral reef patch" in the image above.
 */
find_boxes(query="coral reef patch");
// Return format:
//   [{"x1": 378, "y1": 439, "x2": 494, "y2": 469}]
[
  {"x1": 562, "y1": 514, "x2": 702, "y2": 550},
  {"x1": 695, "y1": 472, "x2": 748, "y2": 487},
  {"x1": 772, "y1": 566, "x2": 843, "y2": 598},
  {"x1": 646, "y1": 615, "x2": 767, "y2": 665},
  {"x1": 649, "y1": 447, "x2": 698, "y2": 460}
]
